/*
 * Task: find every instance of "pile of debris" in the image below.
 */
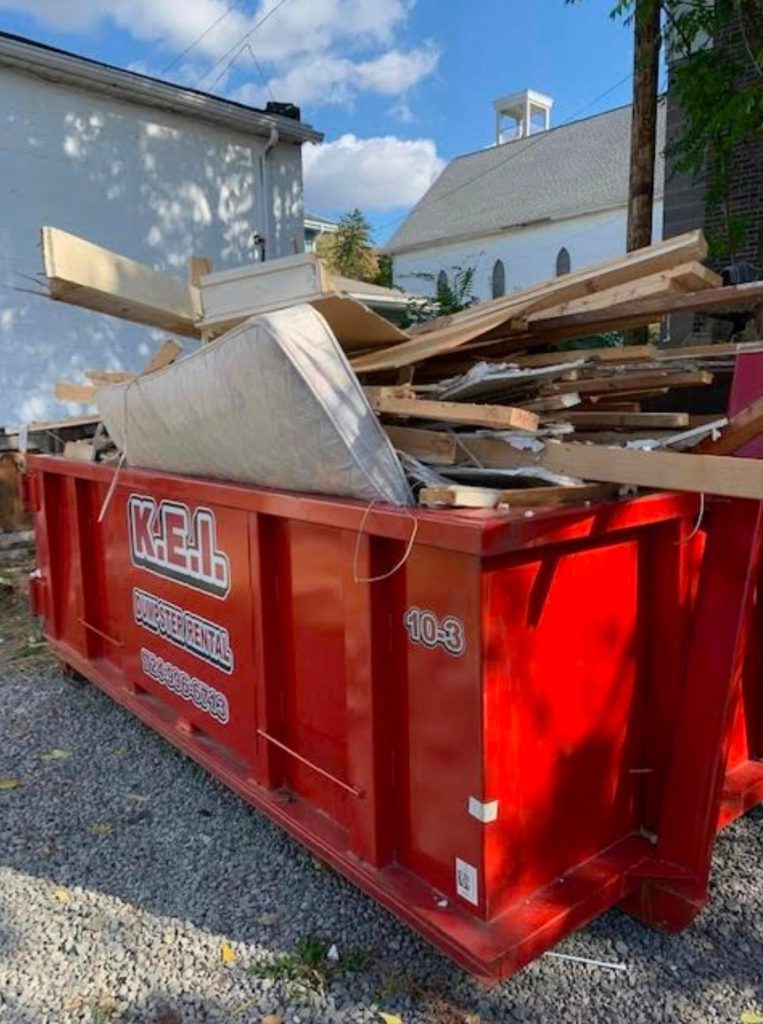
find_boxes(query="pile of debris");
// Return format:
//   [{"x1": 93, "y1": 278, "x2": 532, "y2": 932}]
[{"x1": 34, "y1": 225, "x2": 763, "y2": 510}]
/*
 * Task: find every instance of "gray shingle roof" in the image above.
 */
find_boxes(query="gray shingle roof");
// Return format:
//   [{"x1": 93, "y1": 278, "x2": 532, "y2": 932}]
[{"x1": 387, "y1": 101, "x2": 666, "y2": 254}]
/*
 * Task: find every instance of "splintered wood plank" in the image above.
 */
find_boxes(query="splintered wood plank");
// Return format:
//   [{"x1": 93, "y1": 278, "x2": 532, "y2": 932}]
[
  {"x1": 85, "y1": 370, "x2": 135, "y2": 386},
  {"x1": 656, "y1": 341, "x2": 763, "y2": 361},
  {"x1": 511, "y1": 344, "x2": 658, "y2": 369},
  {"x1": 55, "y1": 382, "x2": 95, "y2": 403},
  {"x1": 419, "y1": 482, "x2": 617, "y2": 509},
  {"x1": 524, "y1": 393, "x2": 581, "y2": 413},
  {"x1": 544, "y1": 370, "x2": 713, "y2": 397},
  {"x1": 143, "y1": 338, "x2": 183, "y2": 373},
  {"x1": 368, "y1": 394, "x2": 539, "y2": 431},
  {"x1": 42, "y1": 227, "x2": 201, "y2": 337},
  {"x1": 352, "y1": 232, "x2": 708, "y2": 372},
  {"x1": 695, "y1": 395, "x2": 763, "y2": 455},
  {"x1": 551, "y1": 411, "x2": 691, "y2": 429},
  {"x1": 384, "y1": 425, "x2": 457, "y2": 465}
]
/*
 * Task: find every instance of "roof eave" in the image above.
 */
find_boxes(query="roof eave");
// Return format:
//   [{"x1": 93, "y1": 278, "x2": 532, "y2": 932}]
[
  {"x1": 386, "y1": 196, "x2": 665, "y2": 256},
  {"x1": 0, "y1": 33, "x2": 323, "y2": 145}
]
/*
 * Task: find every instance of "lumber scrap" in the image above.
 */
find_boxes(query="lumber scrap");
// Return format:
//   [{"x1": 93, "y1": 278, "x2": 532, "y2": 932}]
[
  {"x1": 543, "y1": 370, "x2": 713, "y2": 397},
  {"x1": 519, "y1": 263, "x2": 720, "y2": 328},
  {"x1": 656, "y1": 340, "x2": 763, "y2": 362},
  {"x1": 143, "y1": 338, "x2": 183, "y2": 374},
  {"x1": 384, "y1": 425, "x2": 458, "y2": 465},
  {"x1": 694, "y1": 395, "x2": 763, "y2": 456},
  {"x1": 310, "y1": 295, "x2": 409, "y2": 351},
  {"x1": 511, "y1": 344, "x2": 658, "y2": 369},
  {"x1": 419, "y1": 482, "x2": 617, "y2": 509},
  {"x1": 517, "y1": 281, "x2": 763, "y2": 342},
  {"x1": 368, "y1": 393, "x2": 539, "y2": 432},
  {"x1": 351, "y1": 231, "x2": 708, "y2": 373},
  {"x1": 199, "y1": 253, "x2": 329, "y2": 331},
  {"x1": 55, "y1": 381, "x2": 95, "y2": 404},
  {"x1": 550, "y1": 411, "x2": 691, "y2": 429},
  {"x1": 42, "y1": 227, "x2": 201, "y2": 337}
]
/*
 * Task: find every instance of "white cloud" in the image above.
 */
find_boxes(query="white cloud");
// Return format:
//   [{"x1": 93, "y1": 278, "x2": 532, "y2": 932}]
[
  {"x1": 234, "y1": 43, "x2": 439, "y2": 107},
  {"x1": 0, "y1": 0, "x2": 415, "y2": 63},
  {"x1": 2, "y1": 0, "x2": 440, "y2": 110},
  {"x1": 303, "y1": 133, "x2": 444, "y2": 212}
]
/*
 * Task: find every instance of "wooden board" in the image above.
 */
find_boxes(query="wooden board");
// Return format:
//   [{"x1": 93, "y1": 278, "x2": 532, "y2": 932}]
[
  {"x1": 540, "y1": 441, "x2": 763, "y2": 501},
  {"x1": 143, "y1": 338, "x2": 183, "y2": 374},
  {"x1": 511, "y1": 344, "x2": 658, "y2": 369},
  {"x1": 351, "y1": 231, "x2": 708, "y2": 372},
  {"x1": 544, "y1": 370, "x2": 713, "y2": 397},
  {"x1": 419, "y1": 482, "x2": 617, "y2": 509},
  {"x1": 694, "y1": 395, "x2": 763, "y2": 455},
  {"x1": 369, "y1": 394, "x2": 539, "y2": 432},
  {"x1": 55, "y1": 381, "x2": 95, "y2": 404},
  {"x1": 311, "y1": 295, "x2": 409, "y2": 351},
  {"x1": 552, "y1": 411, "x2": 691, "y2": 429},
  {"x1": 384, "y1": 425, "x2": 457, "y2": 465},
  {"x1": 199, "y1": 253, "x2": 329, "y2": 330},
  {"x1": 42, "y1": 227, "x2": 201, "y2": 337}
]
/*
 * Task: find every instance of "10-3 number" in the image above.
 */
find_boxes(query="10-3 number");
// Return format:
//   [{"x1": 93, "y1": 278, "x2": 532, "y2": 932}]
[{"x1": 403, "y1": 607, "x2": 466, "y2": 657}]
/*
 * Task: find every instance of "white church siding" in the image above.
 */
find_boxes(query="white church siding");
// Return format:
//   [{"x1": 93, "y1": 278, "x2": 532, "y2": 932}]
[
  {"x1": 0, "y1": 38, "x2": 318, "y2": 426},
  {"x1": 393, "y1": 202, "x2": 664, "y2": 302}
]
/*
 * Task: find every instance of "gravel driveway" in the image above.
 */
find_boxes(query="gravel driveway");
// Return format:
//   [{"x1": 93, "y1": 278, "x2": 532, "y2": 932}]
[{"x1": 1, "y1": 589, "x2": 762, "y2": 1023}]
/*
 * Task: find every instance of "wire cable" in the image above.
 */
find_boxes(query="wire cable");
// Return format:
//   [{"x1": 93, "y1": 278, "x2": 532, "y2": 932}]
[
  {"x1": 161, "y1": 0, "x2": 248, "y2": 76},
  {"x1": 194, "y1": 0, "x2": 292, "y2": 90}
]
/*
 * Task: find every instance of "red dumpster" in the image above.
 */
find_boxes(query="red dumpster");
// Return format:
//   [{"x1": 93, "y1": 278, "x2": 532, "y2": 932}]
[{"x1": 23, "y1": 455, "x2": 763, "y2": 983}]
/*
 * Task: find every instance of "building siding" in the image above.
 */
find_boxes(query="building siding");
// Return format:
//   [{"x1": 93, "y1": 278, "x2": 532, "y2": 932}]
[
  {"x1": 0, "y1": 67, "x2": 304, "y2": 425},
  {"x1": 393, "y1": 203, "x2": 663, "y2": 303}
]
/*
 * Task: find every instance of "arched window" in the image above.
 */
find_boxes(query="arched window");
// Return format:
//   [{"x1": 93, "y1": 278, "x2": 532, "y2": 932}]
[
  {"x1": 491, "y1": 259, "x2": 506, "y2": 298},
  {"x1": 436, "y1": 269, "x2": 448, "y2": 295},
  {"x1": 556, "y1": 247, "x2": 571, "y2": 276}
]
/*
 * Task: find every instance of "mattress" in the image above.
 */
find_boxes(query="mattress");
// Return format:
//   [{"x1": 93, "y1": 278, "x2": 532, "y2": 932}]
[{"x1": 97, "y1": 303, "x2": 412, "y2": 506}]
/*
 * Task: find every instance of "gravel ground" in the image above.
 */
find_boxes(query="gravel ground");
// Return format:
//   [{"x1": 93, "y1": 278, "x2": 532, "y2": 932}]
[{"x1": 1, "y1": 584, "x2": 762, "y2": 1023}]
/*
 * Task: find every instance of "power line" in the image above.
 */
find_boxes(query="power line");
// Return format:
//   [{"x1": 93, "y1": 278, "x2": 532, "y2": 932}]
[
  {"x1": 194, "y1": 0, "x2": 293, "y2": 90},
  {"x1": 375, "y1": 72, "x2": 635, "y2": 238},
  {"x1": 161, "y1": 0, "x2": 248, "y2": 76}
]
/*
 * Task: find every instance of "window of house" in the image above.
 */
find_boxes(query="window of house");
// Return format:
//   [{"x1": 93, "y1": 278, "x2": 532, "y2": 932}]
[
  {"x1": 436, "y1": 269, "x2": 448, "y2": 295},
  {"x1": 491, "y1": 259, "x2": 506, "y2": 298},
  {"x1": 556, "y1": 247, "x2": 571, "y2": 276}
]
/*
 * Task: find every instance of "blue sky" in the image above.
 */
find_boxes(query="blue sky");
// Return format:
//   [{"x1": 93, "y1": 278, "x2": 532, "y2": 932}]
[{"x1": 0, "y1": 0, "x2": 640, "y2": 243}]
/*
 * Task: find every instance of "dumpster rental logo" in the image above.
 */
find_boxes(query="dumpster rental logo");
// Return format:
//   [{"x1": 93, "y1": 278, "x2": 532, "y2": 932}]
[
  {"x1": 128, "y1": 494, "x2": 231, "y2": 598},
  {"x1": 133, "y1": 587, "x2": 234, "y2": 674}
]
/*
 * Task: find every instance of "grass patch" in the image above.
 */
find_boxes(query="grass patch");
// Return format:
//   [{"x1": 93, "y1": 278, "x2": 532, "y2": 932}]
[{"x1": 249, "y1": 936, "x2": 372, "y2": 994}]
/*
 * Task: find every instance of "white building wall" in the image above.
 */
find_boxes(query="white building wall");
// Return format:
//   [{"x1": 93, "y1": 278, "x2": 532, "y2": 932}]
[
  {"x1": 0, "y1": 67, "x2": 305, "y2": 425},
  {"x1": 393, "y1": 202, "x2": 664, "y2": 302}
]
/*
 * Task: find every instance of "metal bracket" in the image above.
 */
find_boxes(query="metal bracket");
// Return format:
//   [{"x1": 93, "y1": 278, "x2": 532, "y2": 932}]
[{"x1": 468, "y1": 797, "x2": 498, "y2": 823}]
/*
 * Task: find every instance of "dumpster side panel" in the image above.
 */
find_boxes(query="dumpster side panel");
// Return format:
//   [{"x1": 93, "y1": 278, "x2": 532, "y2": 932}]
[{"x1": 482, "y1": 535, "x2": 643, "y2": 917}]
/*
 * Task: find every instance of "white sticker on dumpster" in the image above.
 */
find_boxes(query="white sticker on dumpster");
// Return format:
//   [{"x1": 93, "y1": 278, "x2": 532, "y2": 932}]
[{"x1": 455, "y1": 857, "x2": 479, "y2": 906}]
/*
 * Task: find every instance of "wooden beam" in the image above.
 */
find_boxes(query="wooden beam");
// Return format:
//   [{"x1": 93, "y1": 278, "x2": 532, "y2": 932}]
[
  {"x1": 511, "y1": 344, "x2": 658, "y2": 369},
  {"x1": 42, "y1": 227, "x2": 201, "y2": 337},
  {"x1": 384, "y1": 425, "x2": 457, "y2": 465},
  {"x1": 524, "y1": 282, "x2": 763, "y2": 339},
  {"x1": 419, "y1": 482, "x2": 617, "y2": 509},
  {"x1": 369, "y1": 394, "x2": 539, "y2": 432},
  {"x1": 551, "y1": 411, "x2": 690, "y2": 429},
  {"x1": 694, "y1": 395, "x2": 763, "y2": 455},
  {"x1": 657, "y1": 340, "x2": 763, "y2": 361},
  {"x1": 351, "y1": 231, "x2": 708, "y2": 372},
  {"x1": 544, "y1": 370, "x2": 713, "y2": 397}
]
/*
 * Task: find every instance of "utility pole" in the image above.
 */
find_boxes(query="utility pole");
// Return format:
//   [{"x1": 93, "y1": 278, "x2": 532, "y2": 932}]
[{"x1": 627, "y1": 0, "x2": 661, "y2": 252}]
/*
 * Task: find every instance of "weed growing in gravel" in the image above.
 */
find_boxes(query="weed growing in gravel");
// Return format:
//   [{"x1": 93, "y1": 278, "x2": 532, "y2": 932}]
[{"x1": 248, "y1": 936, "x2": 372, "y2": 996}]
